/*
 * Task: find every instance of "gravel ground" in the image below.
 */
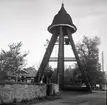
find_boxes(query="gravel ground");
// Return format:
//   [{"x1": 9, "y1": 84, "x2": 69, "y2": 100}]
[{"x1": 32, "y1": 90, "x2": 106, "y2": 105}]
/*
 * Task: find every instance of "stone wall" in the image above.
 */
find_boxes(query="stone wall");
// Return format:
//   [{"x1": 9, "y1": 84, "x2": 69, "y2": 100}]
[
  {"x1": 53, "y1": 84, "x2": 59, "y2": 93},
  {"x1": 0, "y1": 83, "x2": 46, "y2": 104},
  {"x1": 0, "y1": 82, "x2": 59, "y2": 104}
]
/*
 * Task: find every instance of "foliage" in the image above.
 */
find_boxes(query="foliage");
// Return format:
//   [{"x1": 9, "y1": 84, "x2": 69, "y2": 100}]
[
  {"x1": 76, "y1": 36, "x2": 100, "y2": 65},
  {"x1": 42, "y1": 64, "x2": 53, "y2": 83},
  {"x1": 75, "y1": 36, "x2": 106, "y2": 85},
  {"x1": 0, "y1": 42, "x2": 28, "y2": 74},
  {"x1": 0, "y1": 71, "x2": 8, "y2": 80},
  {"x1": 50, "y1": 66, "x2": 82, "y2": 85},
  {"x1": 64, "y1": 67, "x2": 73, "y2": 84},
  {"x1": 51, "y1": 68, "x2": 57, "y2": 83}
]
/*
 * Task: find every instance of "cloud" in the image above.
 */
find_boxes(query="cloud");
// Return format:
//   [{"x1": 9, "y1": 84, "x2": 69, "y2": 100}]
[{"x1": 65, "y1": 0, "x2": 107, "y2": 18}]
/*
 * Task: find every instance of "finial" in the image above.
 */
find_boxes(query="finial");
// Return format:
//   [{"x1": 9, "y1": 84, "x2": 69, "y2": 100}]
[{"x1": 62, "y1": 0, "x2": 64, "y2": 5}]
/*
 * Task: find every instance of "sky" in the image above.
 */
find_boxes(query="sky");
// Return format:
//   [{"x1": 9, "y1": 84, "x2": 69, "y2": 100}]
[{"x1": 0, "y1": 0, "x2": 107, "y2": 72}]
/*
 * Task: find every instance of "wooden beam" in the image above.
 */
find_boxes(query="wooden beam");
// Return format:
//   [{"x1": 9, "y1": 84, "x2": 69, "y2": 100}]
[
  {"x1": 34, "y1": 34, "x2": 58, "y2": 83},
  {"x1": 49, "y1": 57, "x2": 76, "y2": 62},
  {"x1": 67, "y1": 28, "x2": 92, "y2": 92}
]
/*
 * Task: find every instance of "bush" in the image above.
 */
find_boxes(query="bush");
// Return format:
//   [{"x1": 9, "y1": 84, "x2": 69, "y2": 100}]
[{"x1": 0, "y1": 71, "x2": 8, "y2": 81}]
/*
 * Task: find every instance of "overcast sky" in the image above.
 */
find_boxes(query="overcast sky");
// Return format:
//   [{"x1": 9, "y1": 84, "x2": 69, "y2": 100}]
[{"x1": 0, "y1": 0, "x2": 107, "y2": 71}]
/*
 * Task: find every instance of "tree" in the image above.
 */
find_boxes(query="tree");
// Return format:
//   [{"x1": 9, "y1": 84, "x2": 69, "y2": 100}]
[
  {"x1": 0, "y1": 42, "x2": 28, "y2": 74},
  {"x1": 75, "y1": 36, "x2": 106, "y2": 86},
  {"x1": 64, "y1": 66, "x2": 74, "y2": 84},
  {"x1": 51, "y1": 68, "x2": 57, "y2": 83},
  {"x1": 43, "y1": 64, "x2": 53, "y2": 83}
]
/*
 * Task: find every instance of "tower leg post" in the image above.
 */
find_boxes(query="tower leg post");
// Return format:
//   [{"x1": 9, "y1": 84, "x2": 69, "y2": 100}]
[
  {"x1": 35, "y1": 34, "x2": 58, "y2": 83},
  {"x1": 67, "y1": 28, "x2": 92, "y2": 92},
  {"x1": 57, "y1": 26, "x2": 64, "y2": 89}
]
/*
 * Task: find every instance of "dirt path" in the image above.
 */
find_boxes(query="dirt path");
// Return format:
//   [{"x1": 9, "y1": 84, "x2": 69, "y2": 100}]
[{"x1": 32, "y1": 90, "x2": 106, "y2": 105}]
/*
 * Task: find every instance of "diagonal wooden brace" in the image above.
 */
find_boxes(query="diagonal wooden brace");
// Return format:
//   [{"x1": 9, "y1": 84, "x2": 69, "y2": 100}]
[
  {"x1": 67, "y1": 28, "x2": 92, "y2": 92},
  {"x1": 34, "y1": 34, "x2": 58, "y2": 83}
]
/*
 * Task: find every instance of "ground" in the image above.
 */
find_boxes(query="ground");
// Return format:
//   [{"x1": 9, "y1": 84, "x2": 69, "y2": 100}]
[{"x1": 32, "y1": 90, "x2": 106, "y2": 105}]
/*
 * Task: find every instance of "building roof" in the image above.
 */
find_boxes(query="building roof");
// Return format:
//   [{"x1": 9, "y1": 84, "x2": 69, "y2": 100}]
[{"x1": 48, "y1": 4, "x2": 77, "y2": 34}]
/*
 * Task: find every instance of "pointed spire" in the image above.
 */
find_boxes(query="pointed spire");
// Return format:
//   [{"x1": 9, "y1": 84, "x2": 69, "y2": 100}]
[
  {"x1": 61, "y1": 2, "x2": 64, "y2": 9},
  {"x1": 59, "y1": 2, "x2": 66, "y2": 14}
]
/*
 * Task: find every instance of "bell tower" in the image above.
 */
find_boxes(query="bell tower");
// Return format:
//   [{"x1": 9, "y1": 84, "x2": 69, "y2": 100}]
[{"x1": 35, "y1": 4, "x2": 91, "y2": 92}]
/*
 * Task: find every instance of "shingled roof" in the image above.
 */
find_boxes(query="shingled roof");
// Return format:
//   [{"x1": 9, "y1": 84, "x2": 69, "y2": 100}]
[{"x1": 48, "y1": 4, "x2": 77, "y2": 34}]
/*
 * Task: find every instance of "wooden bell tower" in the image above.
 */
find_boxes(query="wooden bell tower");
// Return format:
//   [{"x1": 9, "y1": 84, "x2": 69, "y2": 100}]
[{"x1": 35, "y1": 4, "x2": 91, "y2": 92}]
